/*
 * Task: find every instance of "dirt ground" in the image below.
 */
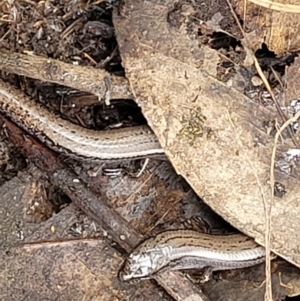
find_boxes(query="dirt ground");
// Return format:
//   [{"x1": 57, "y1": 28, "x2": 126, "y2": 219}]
[{"x1": 0, "y1": 0, "x2": 300, "y2": 301}]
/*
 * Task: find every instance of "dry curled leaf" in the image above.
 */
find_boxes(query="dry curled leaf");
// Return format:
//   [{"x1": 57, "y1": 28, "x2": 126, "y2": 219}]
[{"x1": 114, "y1": 0, "x2": 300, "y2": 268}]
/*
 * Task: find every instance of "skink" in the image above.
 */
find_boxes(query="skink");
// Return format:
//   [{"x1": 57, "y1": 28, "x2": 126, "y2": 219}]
[
  {"x1": 0, "y1": 82, "x2": 267, "y2": 282},
  {"x1": 0, "y1": 81, "x2": 266, "y2": 278},
  {"x1": 119, "y1": 230, "x2": 266, "y2": 281},
  {"x1": 0, "y1": 79, "x2": 164, "y2": 161}
]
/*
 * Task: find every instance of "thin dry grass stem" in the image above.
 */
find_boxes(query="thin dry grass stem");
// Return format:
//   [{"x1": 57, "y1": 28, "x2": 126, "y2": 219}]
[
  {"x1": 225, "y1": 0, "x2": 284, "y2": 299},
  {"x1": 270, "y1": 66, "x2": 284, "y2": 91},
  {"x1": 269, "y1": 110, "x2": 300, "y2": 293},
  {"x1": 252, "y1": 58, "x2": 298, "y2": 147},
  {"x1": 229, "y1": 0, "x2": 300, "y2": 296},
  {"x1": 270, "y1": 110, "x2": 300, "y2": 207},
  {"x1": 122, "y1": 171, "x2": 154, "y2": 208}
]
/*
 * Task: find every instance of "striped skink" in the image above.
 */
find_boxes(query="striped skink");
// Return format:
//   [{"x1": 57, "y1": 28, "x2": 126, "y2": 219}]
[
  {"x1": 0, "y1": 81, "x2": 266, "y2": 280},
  {"x1": 119, "y1": 230, "x2": 266, "y2": 281},
  {"x1": 0, "y1": 79, "x2": 164, "y2": 161}
]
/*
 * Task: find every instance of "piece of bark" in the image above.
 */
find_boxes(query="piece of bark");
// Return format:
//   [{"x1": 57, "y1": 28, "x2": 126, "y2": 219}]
[{"x1": 234, "y1": 0, "x2": 300, "y2": 55}]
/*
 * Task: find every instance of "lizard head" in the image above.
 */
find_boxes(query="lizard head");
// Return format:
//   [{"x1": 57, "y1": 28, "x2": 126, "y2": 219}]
[{"x1": 119, "y1": 241, "x2": 171, "y2": 281}]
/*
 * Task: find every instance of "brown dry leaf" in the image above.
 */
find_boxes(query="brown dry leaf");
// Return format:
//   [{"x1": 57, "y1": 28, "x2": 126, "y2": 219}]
[
  {"x1": 113, "y1": 0, "x2": 300, "y2": 267},
  {"x1": 235, "y1": 0, "x2": 300, "y2": 55}
]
